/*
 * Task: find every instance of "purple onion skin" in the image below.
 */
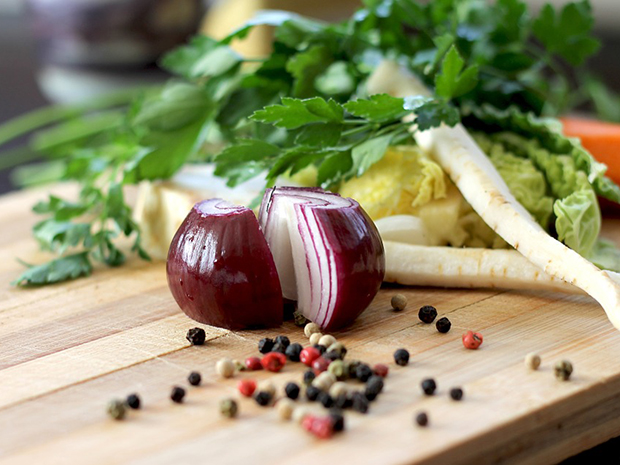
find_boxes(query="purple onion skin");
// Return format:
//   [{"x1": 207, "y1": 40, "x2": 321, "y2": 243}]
[
  {"x1": 314, "y1": 204, "x2": 385, "y2": 331},
  {"x1": 167, "y1": 200, "x2": 283, "y2": 330}
]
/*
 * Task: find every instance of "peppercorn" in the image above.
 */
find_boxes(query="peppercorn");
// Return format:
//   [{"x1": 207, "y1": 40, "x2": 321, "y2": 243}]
[
  {"x1": 292, "y1": 406, "x2": 311, "y2": 424},
  {"x1": 238, "y1": 379, "x2": 257, "y2": 397},
  {"x1": 216, "y1": 358, "x2": 235, "y2": 378},
  {"x1": 245, "y1": 356, "x2": 263, "y2": 371},
  {"x1": 275, "y1": 335, "x2": 290, "y2": 348},
  {"x1": 328, "y1": 360, "x2": 346, "y2": 380},
  {"x1": 313, "y1": 372, "x2": 337, "y2": 391},
  {"x1": 257, "y1": 380, "x2": 276, "y2": 397},
  {"x1": 418, "y1": 305, "x2": 437, "y2": 324},
  {"x1": 277, "y1": 398, "x2": 295, "y2": 420},
  {"x1": 170, "y1": 386, "x2": 186, "y2": 403},
  {"x1": 394, "y1": 348, "x2": 410, "y2": 366},
  {"x1": 310, "y1": 416, "x2": 334, "y2": 439},
  {"x1": 261, "y1": 352, "x2": 287, "y2": 372},
  {"x1": 450, "y1": 387, "x2": 464, "y2": 401},
  {"x1": 186, "y1": 327, "x2": 206, "y2": 346},
  {"x1": 462, "y1": 331, "x2": 483, "y2": 350},
  {"x1": 254, "y1": 391, "x2": 273, "y2": 406},
  {"x1": 233, "y1": 360, "x2": 246, "y2": 371},
  {"x1": 220, "y1": 398, "x2": 238, "y2": 418},
  {"x1": 126, "y1": 393, "x2": 141, "y2": 409},
  {"x1": 373, "y1": 364, "x2": 389, "y2": 378},
  {"x1": 258, "y1": 338, "x2": 274, "y2": 354},
  {"x1": 293, "y1": 310, "x2": 309, "y2": 327},
  {"x1": 364, "y1": 376, "x2": 384, "y2": 401},
  {"x1": 345, "y1": 360, "x2": 361, "y2": 379},
  {"x1": 188, "y1": 371, "x2": 202, "y2": 386},
  {"x1": 300, "y1": 346, "x2": 321, "y2": 367},
  {"x1": 555, "y1": 360, "x2": 573, "y2": 381},
  {"x1": 436, "y1": 317, "x2": 451, "y2": 333},
  {"x1": 285, "y1": 382, "x2": 300, "y2": 400},
  {"x1": 312, "y1": 356, "x2": 331, "y2": 375},
  {"x1": 318, "y1": 334, "x2": 337, "y2": 348},
  {"x1": 355, "y1": 363, "x2": 373, "y2": 382},
  {"x1": 285, "y1": 343, "x2": 303, "y2": 362},
  {"x1": 323, "y1": 350, "x2": 341, "y2": 362},
  {"x1": 327, "y1": 342, "x2": 347, "y2": 359},
  {"x1": 334, "y1": 393, "x2": 352, "y2": 409},
  {"x1": 272, "y1": 342, "x2": 288, "y2": 354},
  {"x1": 314, "y1": 344, "x2": 327, "y2": 355},
  {"x1": 391, "y1": 294, "x2": 407, "y2": 311},
  {"x1": 329, "y1": 409, "x2": 345, "y2": 432},
  {"x1": 309, "y1": 333, "x2": 323, "y2": 345},
  {"x1": 306, "y1": 385, "x2": 322, "y2": 402},
  {"x1": 329, "y1": 381, "x2": 348, "y2": 399},
  {"x1": 525, "y1": 353, "x2": 541, "y2": 370},
  {"x1": 107, "y1": 399, "x2": 126, "y2": 420},
  {"x1": 304, "y1": 322, "x2": 321, "y2": 338},
  {"x1": 415, "y1": 412, "x2": 429, "y2": 427},
  {"x1": 318, "y1": 391, "x2": 334, "y2": 408},
  {"x1": 421, "y1": 378, "x2": 437, "y2": 396},
  {"x1": 303, "y1": 370, "x2": 316, "y2": 386},
  {"x1": 351, "y1": 392, "x2": 369, "y2": 414}
]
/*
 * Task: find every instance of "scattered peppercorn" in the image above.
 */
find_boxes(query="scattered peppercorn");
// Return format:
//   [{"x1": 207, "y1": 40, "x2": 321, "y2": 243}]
[
  {"x1": 285, "y1": 343, "x2": 303, "y2": 362},
  {"x1": 313, "y1": 372, "x2": 336, "y2": 391},
  {"x1": 318, "y1": 334, "x2": 337, "y2": 348},
  {"x1": 277, "y1": 398, "x2": 295, "y2": 420},
  {"x1": 306, "y1": 385, "x2": 322, "y2": 402},
  {"x1": 394, "y1": 348, "x2": 410, "y2": 366},
  {"x1": 415, "y1": 412, "x2": 429, "y2": 427},
  {"x1": 323, "y1": 350, "x2": 341, "y2": 362},
  {"x1": 107, "y1": 399, "x2": 126, "y2": 420},
  {"x1": 355, "y1": 363, "x2": 373, "y2": 382},
  {"x1": 310, "y1": 416, "x2": 335, "y2": 439},
  {"x1": 300, "y1": 346, "x2": 321, "y2": 366},
  {"x1": 365, "y1": 376, "x2": 384, "y2": 401},
  {"x1": 220, "y1": 398, "x2": 238, "y2": 418},
  {"x1": 233, "y1": 360, "x2": 246, "y2": 371},
  {"x1": 304, "y1": 322, "x2": 321, "y2": 338},
  {"x1": 555, "y1": 360, "x2": 573, "y2": 381},
  {"x1": 327, "y1": 342, "x2": 347, "y2": 359},
  {"x1": 309, "y1": 333, "x2": 323, "y2": 345},
  {"x1": 329, "y1": 382, "x2": 348, "y2": 399},
  {"x1": 318, "y1": 391, "x2": 334, "y2": 408},
  {"x1": 275, "y1": 335, "x2": 290, "y2": 348},
  {"x1": 525, "y1": 353, "x2": 541, "y2": 370},
  {"x1": 312, "y1": 356, "x2": 331, "y2": 375},
  {"x1": 258, "y1": 338, "x2": 274, "y2": 354},
  {"x1": 450, "y1": 387, "x2": 463, "y2": 401},
  {"x1": 328, "y1": 360, "x2": 346, "y2": 380},
  {"x1": 329, "y1": 409, "x2": 345, "y2": 432},
  {"x1": 186, "y1": 327, "x2": 206, "y2": 346},
  {"x1": 351, "y1": 392, "x2": 369, "y2": 414},
  {"x1": 303, "y1": 370, "x2": 316, "y2": 386},
  {"x1": 436, "y1": 317, "x2": 451, "y2": 333},
  {"x1": 292, "y1": 406, "x2": 311, "y2": 424},
  {"x1": 346, "y1": 360, "x2": 361, "y2": 379},
  {"x1": 314, "y1": 344, "x2": 327, "y2": 355},
  {"x1": 216, "y1": 358, "x2": 235, "y2": 378},
  {"x1": 257, "y1": 380, "x2": 276, "y2": 397},
  {"x1": 261, "y1": 352, "x2": 287, "y2": 372},
  {"x1": 421, "y1": 378, "x2": 437, "y2": 396},
  {"x1": 373, "y1": 364, "x2": 389, "y2": 378},
  {"x1": 462, "y1": 331, "x2": 483, "y2": 350},
  {"x1": 334, "y1": 393, "x2": 352, "y2": 409},
  {"x1": 254, "y1": 391, "x2": 273, "y2": 406},
  {"x1": 238, "y1": 379, "x2": 257, "y2": 397},
  {"x1": 272, "y1": 342, "x2": 288, "y2": 354},
  {"x1": 391, "y1": 294, "x2": 407, "y2": 311},
  {"x1": 188, "y1": 371, "x2": 202, "y2": 386},
  {"x1": 418, "y1": 305, "x2": 437, "y2": 324},
  {"x1": 245, "y1": 356, "x2": 263, "y2": 371},
  {"x1": 293, "y1": 310, "x2": 309, "y2": 327},
  {"x1": 170, "y1": 386, "x2": 186, "y2": 403},
  {"x1": 285, "y1": 382, "x2": 301, "y2": 400},
  {"x1": 126, "y1": 393, "x2": 141, "y2": 409}
]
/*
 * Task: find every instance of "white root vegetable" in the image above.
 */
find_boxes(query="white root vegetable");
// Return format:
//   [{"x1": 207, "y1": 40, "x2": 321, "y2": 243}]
[{"x1": 383, "y1": 241, "x2": 580, "y2": 294}]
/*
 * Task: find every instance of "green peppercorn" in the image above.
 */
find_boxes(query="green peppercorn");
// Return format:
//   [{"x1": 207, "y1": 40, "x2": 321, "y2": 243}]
[
  {"x1": 394, "y1": 348, "x2": 410, "y2": 366},
  {"x1": 220, "y1": 398, "x2": 238, "y2": 418},
  {"x1": 186, "y1": 327, "x2": 206, "y2": 346},
  {"x1": 418, "y1": 305, "x2": 437, "y2": 324},
  {"x1": 188, "y1": 371, "x2": 202, "y2": 386},
  {"x1": 294, "y1": 310, "x2": 309, "y2": 327},
  {"x1": 415, "y1": 412, "x2": 429, "y2": 427},
  {"x1": 436, "y1": 317, "x2": 451, "y2": 333},
  {"x1": 391, "y1": 294, "x2": 407, "y2": 311},
  {"x1": 171, "y1": 386, "x2": 186, "y2": 403},
  {"x1": 107, "y1": 399, "x2": 126, "y2": 420},
  {"x1": 327, "y1": 342, "x2": 347, "y2": 359},
  {"x1": 328, "y1": 360, "x2": 346, "y2": 380},
  {"x1": 126, "y1": 393, "x2": 141, "y2": 409},
  {"x1": 555, "y1": 360, "x2": 573, "y2": 381}
]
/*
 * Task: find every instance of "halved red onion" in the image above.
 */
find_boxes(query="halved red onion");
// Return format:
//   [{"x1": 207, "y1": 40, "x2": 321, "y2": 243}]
[
  {"x1": 167, "y1": 199, "x2": 283, "y2": 330},
  {"x1": 259, "y1": 187, "x2": 385, "y2": 331}
]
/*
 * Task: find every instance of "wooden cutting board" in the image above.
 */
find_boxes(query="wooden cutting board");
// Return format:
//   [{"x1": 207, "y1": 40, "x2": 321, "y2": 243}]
[{"x1": 2, "y1": 185, "x2": 620, "y2": 465}]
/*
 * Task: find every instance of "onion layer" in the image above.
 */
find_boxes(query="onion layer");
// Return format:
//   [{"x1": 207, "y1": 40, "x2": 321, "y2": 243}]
[
  {"x1": 167, "y1": 199, "x2": 283, "y2": 330},
  {"x1": 259, "y1": 187, "x2": 385, "y2": 330}
]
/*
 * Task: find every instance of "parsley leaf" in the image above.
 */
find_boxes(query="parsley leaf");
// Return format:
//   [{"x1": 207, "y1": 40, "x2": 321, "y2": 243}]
[
  {"x1": 351, "y1": 134, "x2": 393, "y2": 176},
  {"x1": 13, "y1": 253, "x2": 93, "y2": 286},
  {"x1": 435, "y1": 45, "x2": 479, "y2": 100},
  {"x1": 344, "y1": 94, "x2": 410, "y2": 123},
  {"x1": 251, "y1": 97, "x2": 344, "y2": 129}
]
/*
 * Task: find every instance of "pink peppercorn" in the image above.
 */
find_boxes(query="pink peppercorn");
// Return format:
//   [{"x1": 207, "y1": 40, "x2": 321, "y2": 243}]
[
  {"x1": 237, "y1": 379, "x2": 257, "y2": 397},
  {"x1": 312, "y1": 356, "x2": 330, "y2": 375},
  {"x1": 373, "y1": 363, "x2": 389, "y2": 378},
  {"x1": 462, "y1": 331, "x2": 483, "y2": 350},
  {"x1": 302, "y1": 415, "x2": 317, "y2": 432},
  {"x1": 261, "y1": 352, "x2": 287, "y2": 372},
  {"x1": 300, "y1": 347, "x2": 321, "y2": 367},
  {"x1": 245, "y1": 357, "x2": 263, "y2": 371},
  {"x1": 311, "y1": 417, "x2": 334, "y2": 439}
]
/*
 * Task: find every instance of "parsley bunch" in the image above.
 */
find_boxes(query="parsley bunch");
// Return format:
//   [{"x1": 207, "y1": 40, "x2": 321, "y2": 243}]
[{"x1": 0, "y1": 0, "x2": 610, "y2": 285}]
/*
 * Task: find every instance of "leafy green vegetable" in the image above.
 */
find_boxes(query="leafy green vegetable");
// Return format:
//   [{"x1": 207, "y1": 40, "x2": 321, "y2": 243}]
[{"x1": 13, "y1": 253, "x2": 93, "y2": 286}]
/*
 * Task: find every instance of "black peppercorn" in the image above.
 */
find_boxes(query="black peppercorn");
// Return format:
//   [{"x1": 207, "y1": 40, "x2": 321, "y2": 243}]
[
  {"x1": 323, "y1": 350, "x2": 341, "y2": 362},
  {"x1": 436, "y1": 317, "x2": 451, "y2": 333},
  {"x1": 285, "y1": 343, "x2": 303, "y2": 362},
  {"x1": 450, "y1": 387, "x2": 463, "y2": 401},
  {"x1": 272, "y1": 342, "x2": 288, "y2": 354},
  {"x1": 303, "y1": 370, "x2": 316, "y2": 386},
  {"x1": 355, "y1": 363, "x2": 373, "y2": 382},
  {"x1": 421, "y1": 378, "x2": 437, "y2": 396},
  {"x1": 188, "y1": 371, "x2": 202, "y2": 386},
  {"x1": 318, "y1": 391, "x2": 334, "y2": 408},
  {"x1": 364, "y1": 376, "x2": 384, "y2": 401},
  {"x1": 258, "y1": 338, "x2": 274, "y2": 354},
  {"x1": 126, "y1": 393, "x2": 141, "y2": 409},
  {"x1": 334, "y1": 393, "x2": 352, "y2": 409},
  {"x1": 394, "y1": 348, "x2": 410, "y2": 366},
  {"x1": 418, "y1": 305, "x2": 438, "y2": 324},
  {"x1": 415, "y1": 412, "x2": 429, "y2": 427},
  {"x1": 285, "y1": 382, "x2": 300, "y2": 400},
  {"x1": 186, "y1": 327, "x2": 206, "y2": 346},
  {"x1": 346, "y1": 360, "x2": 361, "y2": 379},
  {"x1": 170, "y1": 386, "x2": 186, "y2": 403},
  {"x1": 275, "y1": 335, "x2": 290, "y2": 348},
  {"x1": 329, "y1": 409, "x2": 345, "y2": 432},
  {"x1": 313, "y1": 344, "x2": 327, "y2": 355},
  {"x1": 306, "y1": 385, "x2": 322, "y2": 402},
  {"x1": 254, "y1": 391, "x2": 273, "y2": 406},
  {"x1": 352, "y1": 392, "x2": 369, "y2": 414}
]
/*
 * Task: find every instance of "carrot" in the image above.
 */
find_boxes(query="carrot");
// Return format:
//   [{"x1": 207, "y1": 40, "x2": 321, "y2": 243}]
[{"x1": 561, "y1": 117, "x2": 620, "y2": 186}]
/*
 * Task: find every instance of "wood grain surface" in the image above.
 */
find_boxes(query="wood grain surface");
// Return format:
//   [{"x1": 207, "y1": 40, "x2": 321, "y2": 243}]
[{"x1": 2, "y1": 185, "x2": 620, "y2": 465}]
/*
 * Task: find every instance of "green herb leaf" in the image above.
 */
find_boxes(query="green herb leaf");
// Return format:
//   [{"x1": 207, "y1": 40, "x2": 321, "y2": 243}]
[
  {"x1": 287, "y1": 45, "x2": 334, "y2": 98},
  {"x1": 214, "y1": 139, "x2": 280, "y2": 186},
  {"x1": 351, "y1": 133, "x2": 393, "y2": 177},
  {"x1": 415, "y1": 101, "x2": 460, "y2": 130},
  {"x1": 161, "y1": 36, "x2": 241, "y2": 79},
  {"x1": 344, "y1": 94, "x2": 409, "y2": 123},
  {"x1": 435, "y1": 45, "x2": 479, "y2": 100},
  {"x1": 251, "y1": 97, "x2": 344, "y2": 129},
  {"x1": 13, "y1": 252, "x2": 93, "y2": 286}
]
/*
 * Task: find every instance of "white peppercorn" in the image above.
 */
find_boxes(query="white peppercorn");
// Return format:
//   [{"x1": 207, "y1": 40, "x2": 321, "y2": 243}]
[
  {"x1": 257, "y1": 380, "x2": 276, "y2": 397},
  {"x1": 329, "y1": 382, "x2": 348, "y2": 398},
  {"x1": 312, "y1": 372, "x2": 336, "y2": 391},
  {"x1": 309, "y1": 333, "x2": 323, "y2": 345},
  {"x1": 304, "y1": 322, "x2": 321, "y2": 338},
  {"x1": 277, "y1": 398, "x2": 295, "y2": 420},
  {"x1": 525, "y1": 353, "x2": 541, "y2": 370},
  {"x1": 318, "y1": 334, "x2": 337, "y2": 348},
  {"x1": 216, "y1": 358, "x2": 235, "y2": 378},
  {"x1": 292, "y1": 406, "x2": 311, "y2": 424}
]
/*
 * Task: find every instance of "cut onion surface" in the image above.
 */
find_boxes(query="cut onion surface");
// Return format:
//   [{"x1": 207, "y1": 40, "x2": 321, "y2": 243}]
[
  {"x1": 259, "y1": 187, "x2": 385, "y2": 331},
  {"x1": 167, "y1": 199, "x2": 283, "y2": 330}
]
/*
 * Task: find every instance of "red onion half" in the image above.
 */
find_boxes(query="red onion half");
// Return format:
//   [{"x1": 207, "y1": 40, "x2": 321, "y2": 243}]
[
  {"x1": 167, "y1": 199, "x2": 283, "y2": 330},
  {"x1": 259, "y1": 187, "x2": 385, "y2": 331}
]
